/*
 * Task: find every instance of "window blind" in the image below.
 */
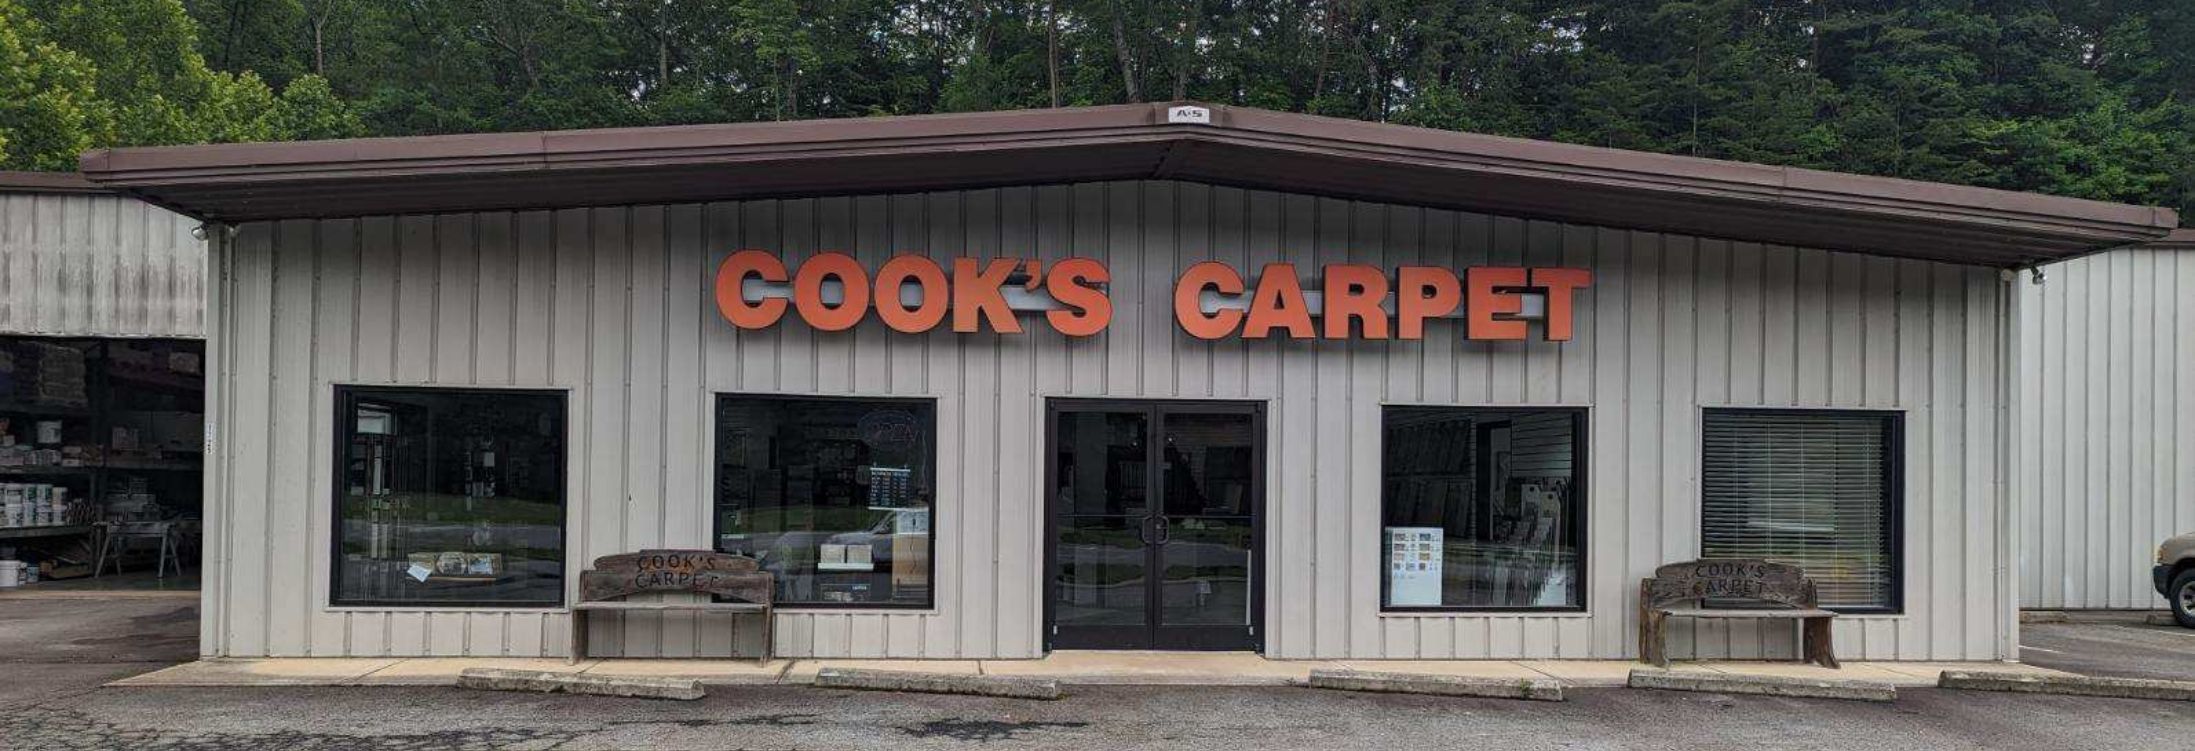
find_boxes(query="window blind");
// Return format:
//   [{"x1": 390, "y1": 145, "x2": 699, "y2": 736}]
[{"x1": 1701, "y1": 411, "x2": 1897, "y2": 610}]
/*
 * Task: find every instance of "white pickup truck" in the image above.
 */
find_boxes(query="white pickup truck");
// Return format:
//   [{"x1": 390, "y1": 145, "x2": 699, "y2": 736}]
[{"x1": 2157, "y1": 533, "x2": 2195, "y2": 628}]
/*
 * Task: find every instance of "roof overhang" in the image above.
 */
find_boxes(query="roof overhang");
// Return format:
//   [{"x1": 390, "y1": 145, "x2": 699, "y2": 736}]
[
  {"x1": 78, "y1": 102, "x2": 2180, "y2": 268},
  {"x1": 0, "y1": 170, "x2": 112, "y2": 195},
  {"x1": 2136, "y1": 229, "x2": 2195, "y2": 252}
]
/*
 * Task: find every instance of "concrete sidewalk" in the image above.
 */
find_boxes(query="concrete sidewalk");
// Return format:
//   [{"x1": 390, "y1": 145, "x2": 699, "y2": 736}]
[{"x1": 106, "y1": 652, "x2": 2073, "y2": 689}]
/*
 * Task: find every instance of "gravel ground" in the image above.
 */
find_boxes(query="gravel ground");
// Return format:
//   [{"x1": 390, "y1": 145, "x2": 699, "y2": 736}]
[{"x1": 8, "y1": 597, "x2": 2195, "y2": 750}]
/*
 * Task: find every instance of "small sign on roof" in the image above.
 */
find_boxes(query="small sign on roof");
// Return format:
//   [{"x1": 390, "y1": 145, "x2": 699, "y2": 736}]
[{"x1": 1167, "y1": 105, "x2": 1212, "y2": 125}]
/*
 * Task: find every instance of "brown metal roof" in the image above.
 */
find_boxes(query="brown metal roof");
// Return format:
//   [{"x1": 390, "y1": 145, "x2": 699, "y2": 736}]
[
  {"x1": 77, "y1": 102, "x2": 2180, "y2": 267},
  {"x1": 0, "y1": 170, "x2": 111, "y2": 195},
  {"x1": 2141, "y1": 229, "x2": 2195, "y2": 251}
]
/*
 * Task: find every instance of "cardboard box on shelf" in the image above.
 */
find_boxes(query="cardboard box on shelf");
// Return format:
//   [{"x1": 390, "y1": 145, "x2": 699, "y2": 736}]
[
  {"x1": 40, "y1": 560, "x2": 90, "y2": 580},
  {"x1": 148, "y1": 412, "x2": 204, "y2": 454}
]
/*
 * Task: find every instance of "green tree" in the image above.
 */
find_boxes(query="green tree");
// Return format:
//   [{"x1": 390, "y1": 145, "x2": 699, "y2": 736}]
[
  {"x1": 273, "y1": 71, "x2": 362, "y2": 139},
  {"x1": 0, "y1": 1, "x2": 103, "y2": 170},
  {"x1": 3, "y1": 0, "x2": 361, "y2": 167},
  {"x1": 9, "y1": 0, "x2": 2190, "y2": 222}
]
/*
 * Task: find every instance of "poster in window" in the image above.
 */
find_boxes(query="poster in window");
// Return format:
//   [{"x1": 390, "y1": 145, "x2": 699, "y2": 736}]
[{"x1": 1387, "y1": 526, "x2": 1444, "y2": 606}]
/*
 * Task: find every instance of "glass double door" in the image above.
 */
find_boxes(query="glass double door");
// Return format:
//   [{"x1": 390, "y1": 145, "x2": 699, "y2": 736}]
[{"x1": 1047, "y1": 401, "x2": 1262, "y2": 651}]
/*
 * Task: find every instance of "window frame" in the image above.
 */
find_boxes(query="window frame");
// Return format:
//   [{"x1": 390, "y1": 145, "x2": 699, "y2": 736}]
[
  {"x1": 710, "y1": 392, "x2": 940, "y2": 611},
  {"x1": 327, "y1": 384, "x2": 571, "y2": 610},
  {"x1": 1697, "y1": 407, "x2": 1906, "y2": 615},
  {"x1": 1377, "y1": 405, "x2": 1590, "y2": 614}
]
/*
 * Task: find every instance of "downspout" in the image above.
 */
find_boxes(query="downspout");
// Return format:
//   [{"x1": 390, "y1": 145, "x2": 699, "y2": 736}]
[
  {"x1": 1996, "y1": 265, "x2": 2028, "y2": 662},
  {"x1": 199, "y1": 221, "x2": 233, "y2": 658}
]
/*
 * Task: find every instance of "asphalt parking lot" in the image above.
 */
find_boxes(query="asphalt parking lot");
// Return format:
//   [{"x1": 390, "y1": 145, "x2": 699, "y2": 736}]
[
  {"x1": 13, "y1": 673, "x2": 2195, "y2": 751},
  {"x1": 0, "y1": 594, "x2": 198, "y2": 710},
  {"x1": 2021, "y1": 612, "x2": 2195, "y2": 681},
  {"x1": 6, "y1": 597, "x2": 2195, "y2": 750}
]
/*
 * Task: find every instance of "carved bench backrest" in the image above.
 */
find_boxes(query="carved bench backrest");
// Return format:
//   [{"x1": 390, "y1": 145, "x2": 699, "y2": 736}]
[
  {"x1": 578, "y1": 549, "x2": 772, "y2": 604},
  {"x1": 1641, "y1": 559, "x2": 1818, "y2": 610}
]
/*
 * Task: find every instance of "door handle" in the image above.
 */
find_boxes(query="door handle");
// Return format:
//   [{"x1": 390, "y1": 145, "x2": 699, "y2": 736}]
[{"x1": 1153, "y1": 516, "x2": 1171, "y2": 546}]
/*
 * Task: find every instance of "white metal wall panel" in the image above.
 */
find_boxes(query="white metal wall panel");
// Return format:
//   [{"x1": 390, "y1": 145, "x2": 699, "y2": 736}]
[
  {"x1": 2016, "y1": 249, "x2": 2193, "y2": 610},
  {"x1": 204, "y1": 180, "x2": 2008, "y2": 660},
  {"x1": 0, "y1": 190, "x2": 204, "y2": 338}
]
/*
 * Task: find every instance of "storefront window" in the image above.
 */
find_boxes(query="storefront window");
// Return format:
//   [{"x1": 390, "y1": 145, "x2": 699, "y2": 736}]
[
  {"x1": 1701, "y1": 409, "x2": 1901, "y2": 612},
  {"x1": 1380, "y1": 407, "x2": 1584, "y2": 611},
  {"x1": 332, "y1": 387, "x2": 566, "y2": 607},
  {"x1": 714, "y1": 396, "x2": 935, "y2": 608}
]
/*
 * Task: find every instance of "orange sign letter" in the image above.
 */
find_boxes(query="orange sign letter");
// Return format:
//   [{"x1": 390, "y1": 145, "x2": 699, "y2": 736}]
[
  {"x1": 951, "y1": 258, "x2": 1023, "y2": 334},
  {"x1": 792, "y1": 252, "x2": 870, "y2": 332},
  {"x1": 1321, "y1": 264, "x2": 1390, "y2": 339},
  {"x1": 1465, "y1": 267, "x2": 1529, "y2": 341},
  {"x1": 1174, "y1": 261, "x2": 1246, "y2": 339},
  {"x1": 1242, "y1": 263, "x2": 1316, "y2": 339},
  {"x1": 1395, "y1": 266, "x2": 1461, "y2": 340},
  {"x1": 1531, "y1": 268, "x2": 1593, "y2": 342},
  {"x1": 715, "y1": 250, "x2": 789, "y2": 329},
  {"x1": 873, "y1": 255, "x2": 950, "y2": 333},
  {"x1": 1047, "y1": 258, "x2": 1113, "y2": 337}
]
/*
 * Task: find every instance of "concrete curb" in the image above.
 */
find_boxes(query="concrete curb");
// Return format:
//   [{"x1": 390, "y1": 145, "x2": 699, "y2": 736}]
[
  {"x1": 1627, "y1": 668, "x2": 1897, "y2": 702},
  {"x1": 1939, "y1": 670, "x2": 2195, "y2": 701},
  {"x1": 0, "y1": 589, "x2": 200, "y2": 600},
  {"x1": 457, "y1": 668, "x2": 705, "y2": 701},
  {"x1": 1308, "y1": 669, "x2": 1564, "y2": 701},
  {"x1": 996, "y1": 674, "x2": 1297, "y2": 687},
  {"x1": 2023, "y1": 609, "x2": 2173, "y2": 626},
  {"x1": 814, "y1": 668, "x2": 1062, "y2": 700}
]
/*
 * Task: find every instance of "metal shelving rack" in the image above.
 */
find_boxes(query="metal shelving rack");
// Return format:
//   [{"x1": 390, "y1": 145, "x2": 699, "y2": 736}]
[{"x1": 0, "y1": 337, "x2": 205, "y2": 577}]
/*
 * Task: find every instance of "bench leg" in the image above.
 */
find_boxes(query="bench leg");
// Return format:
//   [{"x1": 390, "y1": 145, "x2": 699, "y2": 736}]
[
  {"x1": 1641, "y1": 612, "x2": 1669, "y2": 667},
  {"x1": 568, "y1": 611, "x2": 588, "y2": 665},
  {"x1": 757, "y1": 610, "x2": 773, "y2": 666},
  {"x1": 1803, "y1": 617, "x2": 1838, "y2": 669}
]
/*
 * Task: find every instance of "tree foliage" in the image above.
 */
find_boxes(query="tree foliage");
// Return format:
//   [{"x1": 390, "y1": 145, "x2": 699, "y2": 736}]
[
  {"x1": 11, "y1": 0, "x2": 2193, "y2": 222},
  {"x1": 0, "y1": 0, "x2": 359, "y2": 170}
]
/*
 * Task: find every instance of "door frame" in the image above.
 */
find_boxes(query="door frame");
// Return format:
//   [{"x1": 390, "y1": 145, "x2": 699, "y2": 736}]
[{"x1": 1041, "y1": 398, "x2": 1267, "y2": 653}]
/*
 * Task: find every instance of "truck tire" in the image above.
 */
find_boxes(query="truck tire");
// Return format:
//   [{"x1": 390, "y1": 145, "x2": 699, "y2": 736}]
[{"x1": 2174, "y1": 569, "x2": 2195, "y2": 629}]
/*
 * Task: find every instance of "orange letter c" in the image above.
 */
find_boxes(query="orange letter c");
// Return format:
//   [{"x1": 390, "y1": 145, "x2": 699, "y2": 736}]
[
  {"x1": 715, "y1": 250, "x2": 789, "y2": 329},
  {"x1": 1174, "y1": 261, "x2": 1246, "y2": 339}
]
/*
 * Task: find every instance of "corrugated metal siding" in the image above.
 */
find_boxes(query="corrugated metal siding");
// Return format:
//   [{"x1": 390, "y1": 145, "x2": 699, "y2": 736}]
[
  {"x1": 0, "y1": 190, "x2": 204, "y2": 338},
  {"x1": 204, "y1": 180, "x2": 2008, "y2": 660},
  {"x1": 2016, "y1": 249, "x2": 2193, "y2": 610}
]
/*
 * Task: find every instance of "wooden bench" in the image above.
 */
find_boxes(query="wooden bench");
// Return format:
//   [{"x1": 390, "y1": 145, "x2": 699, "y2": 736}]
[
  {"x1": 570, "y1": 549, "x2": 774, "y2": 665},
  {"x1": 1637, "y1": 559, "x2": 1838, "y2": 668}
]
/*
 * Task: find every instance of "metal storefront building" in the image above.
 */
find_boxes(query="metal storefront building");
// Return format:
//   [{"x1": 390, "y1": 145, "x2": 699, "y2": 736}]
[
  {"x1": 2016, "y1": 230, "x2": 2195, "y2": 610},
  {"x1": 79, "y1": 104, "x2": 2180, "y2": 663}
]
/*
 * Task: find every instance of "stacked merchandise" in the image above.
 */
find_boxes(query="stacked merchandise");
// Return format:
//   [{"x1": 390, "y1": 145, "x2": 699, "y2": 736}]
[
  {"x1": 103, "y1": 476, "x2": 164, "y2": 521},
  {"x1": 0, "y1": 416, "x2": 99, "y2": 469},
  {"x1": 0, "y1": 342, "x2": 96, "y2": 538},
  {"x1": 0, "y1": 338, "x2": 205, "y2": 583},
  {"x1": 105, "y1": 340, "x2": 201, "y2": 384},
  {"x1": 9, "y1": 343, "x2": 88, "y2": 407},
  {"x1": 103, "y1": 341, "x2": 204, "y2": 467},
  {"x1": 0, "y1": 548, "x2": 35, "y2": 587},
  {"x1": 0, "y1": 483, "x2": 78, "y2": 528}
]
